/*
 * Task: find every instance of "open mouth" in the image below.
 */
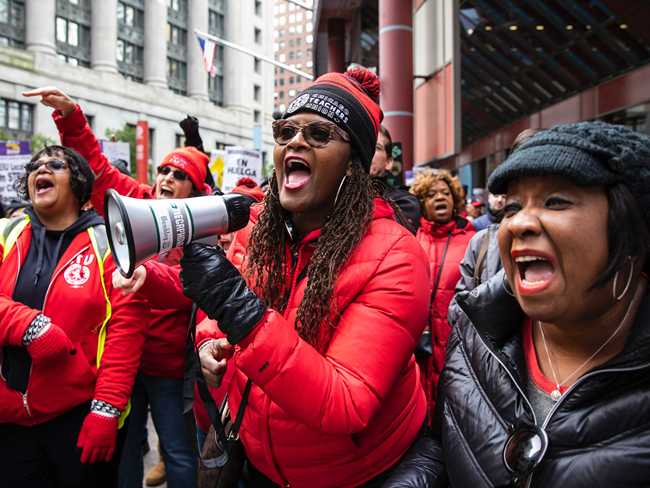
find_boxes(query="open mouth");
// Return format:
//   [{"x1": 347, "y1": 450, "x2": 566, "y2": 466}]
[
  {"x1": 514, "y1": 255, "x2": 555, "y2": 294},
  {"x1": 434, "y1": 202, "x2": 448, "y2": 212},
  {"x1": 284, "y1": 158, "x2": 311, "y2": 190},
  {"x1": 159, "y1": 186, "x2": 174, "y2": 198},
  {"x1": 35, "y1": 178, "x2": 54, "y2": 195}
]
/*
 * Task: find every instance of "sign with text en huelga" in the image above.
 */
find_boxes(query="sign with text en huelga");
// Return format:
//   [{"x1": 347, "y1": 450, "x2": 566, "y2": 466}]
[{"x1": 222, "y1": 147, "x2": 262, "y2": 193}]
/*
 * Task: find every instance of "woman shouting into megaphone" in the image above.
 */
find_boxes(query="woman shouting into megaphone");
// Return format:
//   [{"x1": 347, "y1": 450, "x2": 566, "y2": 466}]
[{"x1": 176, "y1": 67, "x2": 435, "y2": 487}]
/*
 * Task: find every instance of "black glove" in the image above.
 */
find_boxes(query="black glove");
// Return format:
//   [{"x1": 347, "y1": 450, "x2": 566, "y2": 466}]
[
  {"x1": 180, "y1": 243, "x2": 266, "y2": 344},
  {"x1": 179, "y1": 115, "x2": 205, "y2": 153}
]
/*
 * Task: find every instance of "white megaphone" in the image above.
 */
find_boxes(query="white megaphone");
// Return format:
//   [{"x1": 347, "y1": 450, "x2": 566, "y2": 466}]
[{"x1": 104, "y1": 189, "x2": 251, "y2": 277}]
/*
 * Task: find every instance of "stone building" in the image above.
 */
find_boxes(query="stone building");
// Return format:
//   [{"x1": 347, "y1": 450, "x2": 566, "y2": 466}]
[{"x1": 0, "y1": 0, "x2": 275, "y2": 174}]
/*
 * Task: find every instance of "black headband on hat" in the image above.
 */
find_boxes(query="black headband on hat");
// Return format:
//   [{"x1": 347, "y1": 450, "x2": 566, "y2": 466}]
[{"x1": 283, "y1": 83, "x2": 377, "y2": 171}]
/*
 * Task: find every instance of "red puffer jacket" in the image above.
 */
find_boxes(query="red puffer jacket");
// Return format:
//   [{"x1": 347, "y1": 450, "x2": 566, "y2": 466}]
[
  {"x1": 0, "y1": 219, "x2": 147, "y2": 426},
  {"x1": 415, "y1": 216, "x2": 475, "y2": 419},
  {"x1": 195, "y1": 199, "x2": 430, "y2": 487},
  {"x1": 54, "y1": 105, "x2": 191, "y2": 378}
]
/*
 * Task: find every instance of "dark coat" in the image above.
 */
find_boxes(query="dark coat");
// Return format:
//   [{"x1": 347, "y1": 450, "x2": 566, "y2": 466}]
[{"x1": 432, "y1": 271, "x2": 650, "y2": 487}]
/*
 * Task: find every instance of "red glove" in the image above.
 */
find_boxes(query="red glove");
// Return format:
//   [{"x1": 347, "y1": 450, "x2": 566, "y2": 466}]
[
  {"x1": 27, "y1": 322, "x2": 75, "y2": 362},
  {"x1": 77, "y1": 412, "x2": 119, "y2": 463}
]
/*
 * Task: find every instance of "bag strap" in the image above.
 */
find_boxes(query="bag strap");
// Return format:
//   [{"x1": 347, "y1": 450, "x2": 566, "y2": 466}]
[
  {"x1": 473, "y1": 228, "x2": 491, "y2": 288},
  {"x1": 430, "y1": 232, "x2": 452, "y2": 308},
  {"x1": 189, "y1": 304, "x2": 252, "y2": 444}
]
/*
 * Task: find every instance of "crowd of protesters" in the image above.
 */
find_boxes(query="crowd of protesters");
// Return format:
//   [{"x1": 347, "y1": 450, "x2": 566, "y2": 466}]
[{"x1": 0, "y1": 65, "x2": 649, "y2": 488}]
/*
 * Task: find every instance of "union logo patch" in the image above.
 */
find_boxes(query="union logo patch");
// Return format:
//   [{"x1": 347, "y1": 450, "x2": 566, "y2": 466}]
[
  {"x1": 287, "y1": 93, "x2": 310, "y2": 114},
  {"x1": 64, "y1": 262, "x2": 91, "y2": 287}
]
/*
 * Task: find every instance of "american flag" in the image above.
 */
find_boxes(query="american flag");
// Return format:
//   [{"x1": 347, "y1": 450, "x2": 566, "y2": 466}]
[{"x1": 196, "y1": 33, "x2": 217, "y2": 77}]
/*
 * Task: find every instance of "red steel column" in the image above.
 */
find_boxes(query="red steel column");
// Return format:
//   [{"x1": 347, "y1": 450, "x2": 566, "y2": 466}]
[
  {"x1": 327, "y1": 18, "x2": 346, "y2": 73},
  {"x1": 379, "y1": 0, "x2": 413, "y2": 170}
]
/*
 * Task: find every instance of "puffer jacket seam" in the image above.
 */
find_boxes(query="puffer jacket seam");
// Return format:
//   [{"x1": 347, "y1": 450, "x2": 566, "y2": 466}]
[
  {"x1": 457, "y1": 331, "x2": 509, "y2": 431},
  {"x1": 444, "y1": 400, "x2": 493, "y2": 487}
]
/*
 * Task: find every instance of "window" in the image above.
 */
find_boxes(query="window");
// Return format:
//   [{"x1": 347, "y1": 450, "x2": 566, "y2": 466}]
[
  {"x1": 0, "y1": 98, "x2": 32, "y2": 138},
  {"x1": 117, "y1": 0, "x2": 145, "y2": 82},
  {"x1": 175, "y1": 133, "x2": 183, "y2": 148},
  {"x1": 254, "y1": 27, "x2": 261, "y2": 44},
  {"x1": 254, "y1": 57, "x2": 261, "y2": 74},
  {"x1": 254, "y1": 0, "x2": 261, "y2": 16},
  {"x1": 288, "y1": 89, "x2": 296, "y2": 97},
  {"x1": 254, "y1": 110, "x2": 261, "y2": 124},
  {"x1": 306, "y1": 34, "x2": 313, "y2": 44},
  {"x1": 208, "y1": 0, "x2": 225, "y2": 106},
  {"x1": 289, "y1": 76, "x2": 294, "y2": 84},
  {"x1": 0, "y1": 0, "x2": 25, "y2": 48},
  {"x1": 55, "y1": 0, "x2": 91, "y2": 67},
  {"x1": 168, "y1": 58, "x2": 187, "y2": 95},
  {"x1": 167, "y1": 0, "x2": 187, "y2": 94},
  {"x1": 253, "y1": 84, "x2": 261, "y2": 102}
]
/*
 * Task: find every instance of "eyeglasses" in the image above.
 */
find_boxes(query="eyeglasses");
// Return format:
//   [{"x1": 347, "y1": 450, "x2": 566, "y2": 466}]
[
  {"x1": 157, "y1": 166, "x2": 189, "y2": 181},
  {"x1": 25, "y1": 159, "x2": 68, "y2": 174},
  {"x1": 503, "y1": 424, "x2": 549, "y2": 486},
  {"x1": 272, "y1": 120, "x2": 351, "y2": 147}
]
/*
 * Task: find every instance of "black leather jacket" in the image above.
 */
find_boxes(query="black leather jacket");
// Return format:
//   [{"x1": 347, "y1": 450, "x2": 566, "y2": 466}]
[{"x1": 430, "y1": 271, "x2": 650, "y2": 487}]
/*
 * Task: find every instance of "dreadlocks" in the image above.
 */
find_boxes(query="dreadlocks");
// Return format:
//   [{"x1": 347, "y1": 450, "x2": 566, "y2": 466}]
[{"x1": 246, "y1": 160, "x2": 378, "y2": 349}]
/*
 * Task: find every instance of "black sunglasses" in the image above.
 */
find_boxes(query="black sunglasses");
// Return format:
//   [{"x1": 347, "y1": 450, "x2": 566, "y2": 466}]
[
  {"x1": 272, "y1": 120, "x2": 350, "y2": 147},
  {"x1": 503, "y1": 424, "x2": 549, "y2": 486},
  {"x1": 157, "y1": 165, "x2": 189, "y2": 181},
  {"x1": 26, "y1": 159, "x2": 68, "y2": 174}
]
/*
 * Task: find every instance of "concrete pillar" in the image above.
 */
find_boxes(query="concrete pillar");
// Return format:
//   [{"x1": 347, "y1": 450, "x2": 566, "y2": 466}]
[
  {"x1": 144, "y1": 0, "x2": 168, "y2": 88},
  {"x1": 91, "y1": 0, "x2": 118, "y2": 72},
  {"x1": 327, "y1": 18, "x2": 346, "y2": 73},
  {"x1": 187, "y1": 0, "x2": 209, "y2": 100},
  {"x1": 25, "y1": 0, "x2": 56, "y2": 55},
  {"x1": 379, "y1": 0, "x2": 414, "y2": 169}
]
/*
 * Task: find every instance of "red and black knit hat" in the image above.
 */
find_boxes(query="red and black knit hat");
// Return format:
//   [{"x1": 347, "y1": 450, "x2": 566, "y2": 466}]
[{"x1": 283, "y1": 66, "x2": 383, "y2": 171}]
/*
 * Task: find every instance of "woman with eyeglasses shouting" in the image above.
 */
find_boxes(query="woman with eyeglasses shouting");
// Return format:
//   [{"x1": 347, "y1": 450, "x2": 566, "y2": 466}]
[
  {"x1": 419, "y1": 122, "x2": 650, "y2": 488},
  {"x1": 23, "y1": 87, "x2": 211, "y2": 488},
  {"x1": 175, "y1": 67, "x2": 431, "y2": 487},
  {"x1": 0, "y1": 145, "x2": 148, "y2": 487}
]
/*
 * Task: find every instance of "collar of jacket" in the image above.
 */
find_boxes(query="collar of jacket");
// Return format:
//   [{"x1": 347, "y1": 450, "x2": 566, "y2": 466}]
[
  {"x1": 283, "y1": 197, "x2": 395, "y2": 243},
  {"x1": 456, "y1": 271, "x2": 650, "y2": 376},
  {"x1": 420, "y1": 216, "x2": 471, "y2": 238}
]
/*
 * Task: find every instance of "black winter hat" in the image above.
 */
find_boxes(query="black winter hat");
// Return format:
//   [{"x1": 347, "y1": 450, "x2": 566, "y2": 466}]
[{"x1": 488, "y1": 121, "x2": 650, "y2": 226}]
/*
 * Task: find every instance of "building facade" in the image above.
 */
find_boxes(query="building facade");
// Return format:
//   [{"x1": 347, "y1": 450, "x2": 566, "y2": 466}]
[
  {"x1": 0, "y1": 0, "x2": 275, "y2": 179},
  {"x1": 273, "y1": 0, "x2": 314, "y2": 113},
  {"x1": 313, "y1": 0, "x2": 650, "y2": 195}
]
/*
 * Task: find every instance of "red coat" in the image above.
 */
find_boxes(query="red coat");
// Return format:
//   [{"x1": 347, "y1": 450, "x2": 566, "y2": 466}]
[
  {"x1": 415, "y1": 217, "x2": 475, "y2": 418},
  {"x1": 195, "y1": 199, "x2": 430, "y2": 487},
  {"x1": 0, "y1": 220, "x2": 147, "y2": 426},
  {"x1": 54, "y1": 106, "x2": 190, "y2": 378}
]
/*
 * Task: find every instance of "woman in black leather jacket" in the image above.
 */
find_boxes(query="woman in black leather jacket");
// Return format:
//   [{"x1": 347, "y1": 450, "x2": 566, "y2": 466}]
[{"x1": 406, "y1": 122, "x2": 650, "y2": 488}]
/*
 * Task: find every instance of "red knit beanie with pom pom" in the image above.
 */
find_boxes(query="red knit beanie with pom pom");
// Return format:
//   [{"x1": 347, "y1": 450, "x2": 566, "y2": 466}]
[{"x1": 283, "y1": 66, "x2": 383, "y2": 171}]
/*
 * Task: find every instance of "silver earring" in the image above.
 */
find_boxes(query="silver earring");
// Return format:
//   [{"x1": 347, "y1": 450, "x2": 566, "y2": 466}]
[
  {"x1": 612, "y1": 257, "x2": 635, "y2": 301},
  {"x1": 502, "y1": 275, "x2": 515, "y2": 297},
  {"x1": 333, "y1": 174, "x2": 348, "y2": 207}
]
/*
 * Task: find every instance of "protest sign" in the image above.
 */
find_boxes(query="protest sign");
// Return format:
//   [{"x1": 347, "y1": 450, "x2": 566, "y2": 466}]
[
  {"x1": 100, "y1": 140, "x2": 131, "y2": 170},
  {"x1": 0, "y1": 141, "x2": 30, "y2": 203},
  {"x1": 209, "y1": 149, "x2": 226, "y2": 189},
  {"x1": 222, "y1": 147, "x2": 262, "y2": 192}
]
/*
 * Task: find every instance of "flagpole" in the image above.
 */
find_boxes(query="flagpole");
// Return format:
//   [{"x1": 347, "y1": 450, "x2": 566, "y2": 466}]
[{"x1": 195, "y1": 29, "x2": 314, "y2": 81}]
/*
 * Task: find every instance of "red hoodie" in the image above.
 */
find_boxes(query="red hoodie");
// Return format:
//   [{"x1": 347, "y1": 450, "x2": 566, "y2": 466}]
[{"x1": 0, "y1": 219, "x2": 147, "y2": 425}]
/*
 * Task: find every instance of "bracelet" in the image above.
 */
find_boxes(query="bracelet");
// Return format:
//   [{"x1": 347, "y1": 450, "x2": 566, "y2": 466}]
[
  {"x1": 90, "y1": 399, "x2": 121, "y2": 417},
  {"x1": 22, "y1": 314, "x2": 51, "y2": 346}
]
